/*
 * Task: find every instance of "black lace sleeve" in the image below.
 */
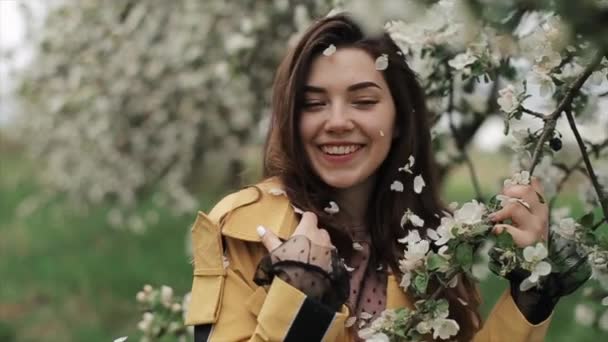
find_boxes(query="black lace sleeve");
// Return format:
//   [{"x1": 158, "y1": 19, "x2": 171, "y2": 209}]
[{"x1": 253, "y1": 235, "x2": 350, "y2": 312}]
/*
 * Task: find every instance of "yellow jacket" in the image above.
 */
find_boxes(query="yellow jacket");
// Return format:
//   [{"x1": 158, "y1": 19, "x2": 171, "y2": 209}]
[{"x1": 185, "y1": 178, "x2": 552, "y2": 341}]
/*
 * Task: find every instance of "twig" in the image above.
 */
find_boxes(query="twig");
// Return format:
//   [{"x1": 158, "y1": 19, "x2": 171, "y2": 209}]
[
  {"x1": 592, "y1": 218, "x2": 607, "y2": 230},
  {"x1": 446, "y1": 73, "x2": 485, "y2": 202},
  {"x1": 529, "y1": 52, "x2": 604, "y2": 174},
  {"x1": 564, "y1": 108, "x2": 608, "y2": 229},
  {"x1": 521, "y1": 106, "x2": 547, "y2": 120},
  {"x1": 550, "y1": 139, "x2": 608, "y2": 208}
]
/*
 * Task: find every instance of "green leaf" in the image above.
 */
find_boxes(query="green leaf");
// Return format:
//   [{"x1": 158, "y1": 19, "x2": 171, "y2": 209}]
[
  {"x1": 455, "y1": 243, "x2": 474, "y2": 269},
  {"x1": 495, "y1": 229, "x2": 515, "y2": 249},
  {"x1": 579, "y1": 212, "x2": 595, "y2": 228},
  {"x1": 427, "y1": 253, "x2": 449, "y2": 271},
  {"x1": 413, "y1": 272, "x2": 429, "y2": 295}
]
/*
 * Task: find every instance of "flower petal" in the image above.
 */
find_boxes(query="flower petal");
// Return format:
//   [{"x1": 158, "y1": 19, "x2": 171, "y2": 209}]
[
  {"x1": 375, "y1": 54, "x2": 389, "y2": 70},
  {"x1": 390, "y1": 180, "x2": 404, "y2": 192},
  {"x1": 322, "y1": 44, "x2": 336, "y2": 56},
  {"x1": 414, "y1": 175, "x2": 426, "y2": 194}
]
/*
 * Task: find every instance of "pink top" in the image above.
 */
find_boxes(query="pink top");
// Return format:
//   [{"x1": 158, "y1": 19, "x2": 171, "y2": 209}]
[{"x1": 345, "y1": 225, "x2": 388, "y2": 337}]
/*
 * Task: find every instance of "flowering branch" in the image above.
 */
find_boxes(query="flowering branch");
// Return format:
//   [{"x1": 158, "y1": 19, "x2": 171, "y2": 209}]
[
  {"x1": 520, "y1": 106, "x2": 547, "y2": 120},
  {"x1": 564, "y1": 108, "x2": 608, "y2": 226},
  {"x1": 529, "y1": 51, "x2": 604, "y2": 174}
]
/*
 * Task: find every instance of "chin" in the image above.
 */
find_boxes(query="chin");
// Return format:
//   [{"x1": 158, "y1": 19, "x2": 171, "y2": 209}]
[{"x1": 318, "y1": 173, "x2": 361, "y2": 189}]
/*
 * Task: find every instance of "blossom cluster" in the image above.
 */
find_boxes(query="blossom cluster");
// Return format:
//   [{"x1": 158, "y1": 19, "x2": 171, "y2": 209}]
[{"x1": 133, "y1": 285, "x2": 192, "y2": 342}]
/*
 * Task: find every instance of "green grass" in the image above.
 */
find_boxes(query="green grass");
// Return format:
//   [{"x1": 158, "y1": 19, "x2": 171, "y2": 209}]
[
  {"x1": 0, "y1": 153, "x2": 212, "y2": 341},
  {"x1": 1, "y1": 150, "x2": 607, "y2": 341}
]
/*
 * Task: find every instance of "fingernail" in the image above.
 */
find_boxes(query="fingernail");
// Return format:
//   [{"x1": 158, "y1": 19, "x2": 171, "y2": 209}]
[
  {"x1": 256, "y1": 225, "x2": 266, "y2": 237},
  {"x1": 488, "y1": 213, "x2": 496, "y2": 220}
]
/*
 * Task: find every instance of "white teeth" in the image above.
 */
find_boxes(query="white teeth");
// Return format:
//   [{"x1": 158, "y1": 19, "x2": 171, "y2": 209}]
[{"x1": 321, "y1": 145, "x2": 360, "y2": 155}]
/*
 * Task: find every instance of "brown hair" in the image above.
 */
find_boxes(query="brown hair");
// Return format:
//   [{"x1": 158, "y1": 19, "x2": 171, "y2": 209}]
[{"x1": 263, "y1": 14, "x2": 480, "y2": 340}]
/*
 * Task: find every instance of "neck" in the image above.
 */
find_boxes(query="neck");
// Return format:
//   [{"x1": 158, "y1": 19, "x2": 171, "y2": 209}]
[{"x1": 334, "y1": 175, "x2": 376, "y2": 226}]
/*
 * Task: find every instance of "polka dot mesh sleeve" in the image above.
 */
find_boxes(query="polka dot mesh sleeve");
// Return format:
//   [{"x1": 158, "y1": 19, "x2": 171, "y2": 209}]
[{"x1": 253, "y1": 235, "x2": 350, "y2": 311}]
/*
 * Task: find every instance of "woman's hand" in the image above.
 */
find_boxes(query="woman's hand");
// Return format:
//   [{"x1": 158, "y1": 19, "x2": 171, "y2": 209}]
[
  {"x1": 489, "y1": 177, "x2": 549, "y2": 248},
  {"x1": 257, "y1": 211, "x2": 333, "y2": 252}
]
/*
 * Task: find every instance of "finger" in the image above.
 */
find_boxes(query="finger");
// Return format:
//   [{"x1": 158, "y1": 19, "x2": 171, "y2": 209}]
[
  {"x1": 257, "y1": 225, "x2": 282, "y2": 252},
  {"x1": 316, "y1": 228, "x2": 333, "y2": 248},
  {"x1": 530, "y1": 177, "x2": 544, "y2": 194},
  {"x1": 293, "y1": 211, "x2": 319, "y2": 236},
  {"x1": 492, "y1": 223, "x2": 538, "y2": 247},
  {"x1": 490, "y1": 203, "x2": 537, "y2": 224},
  {"x1": 502, "y1": 185, "x2": 542, "y2": 210}
]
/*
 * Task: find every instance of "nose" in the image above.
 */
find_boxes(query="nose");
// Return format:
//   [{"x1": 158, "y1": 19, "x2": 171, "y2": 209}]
[{"x1": 325, "y1": 102, "x2": 354, "y2": 133}]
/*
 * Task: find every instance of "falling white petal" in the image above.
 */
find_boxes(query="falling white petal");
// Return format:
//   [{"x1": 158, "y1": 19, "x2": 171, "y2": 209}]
[
  {"x1": 292, "y1": 205, "x2": 304, "y2": 214},
  {"x1": 353, "y1": 242, "x2": 364, "y2": 251},
  {"x1": 408, "y1": 155, "x2": 415, "y2": 167},
  {"x1": 324, "y1": 201, "x2": 340, "y2": 214},
  {"x1": 390, "y1": 180, "x2": 404, "y2": 192},
  {"x1": 113, "y1": 338, "x2": 128, "y2": 342},
  {"x1": 414, "y1": 175, "x2": 426, "y2": 194},
  {"x1": 345, "y1": 316, "x2": 357, "y2": 327},
  {"x1": 456, "y1": 297, "x2": 468, "y2": 306},
  {"x1": 427, "y1": 228, "x2": 439, "y2": 240},
  {"x1": 602, "y1": 296, "x2": 608, "y2": 306},
  {"x1": 268, "y1": 188, "x2": 286, "y2": 196},
  {"x1": 345, "y1": 264, "x2": 355, "y2": 272},
  {"x1": 360, "y1": 312, "x2": 373, "y2": 320},
  {"x1": 410, "y1": 213, "x2": 424, "y2": 227},
  {"x1": 323, "y1": 44, "x2": 336, "y2": 56},
  {"x1": 377, "y1": 264, "x2": 383, "y2": 271},
  {"x1": 375, "y1": 54, "x2": 389, "y2": 70}
]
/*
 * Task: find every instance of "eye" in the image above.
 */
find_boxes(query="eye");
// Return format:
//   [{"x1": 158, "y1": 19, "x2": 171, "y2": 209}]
[
  {"x1": 303, "y1": 100, "x2": 326, "y2": 111},
  {"x1": 353, "y1": 99, "x2": 379, "y2": 108}
]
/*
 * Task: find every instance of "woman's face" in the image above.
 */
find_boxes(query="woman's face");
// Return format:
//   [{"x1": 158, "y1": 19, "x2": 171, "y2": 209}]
[{"x1": 299, "y1": 47, "x2": 397, "y2": 189}]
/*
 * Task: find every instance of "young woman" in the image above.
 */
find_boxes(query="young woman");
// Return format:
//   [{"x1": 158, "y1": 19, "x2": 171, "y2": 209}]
[{"x1": 186, "y1": 14, "x2": 555, "y2": 341}]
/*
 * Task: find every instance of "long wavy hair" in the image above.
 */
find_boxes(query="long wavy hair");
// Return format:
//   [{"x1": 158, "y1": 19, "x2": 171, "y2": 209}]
[{"x1": 262, "y1": 14, "x2": 481, "y2": 340}]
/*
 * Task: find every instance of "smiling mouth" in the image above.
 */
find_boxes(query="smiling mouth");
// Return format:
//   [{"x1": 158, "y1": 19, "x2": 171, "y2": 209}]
[{"x1": 318, "y1": 144, "x2": 364, "y2": 156}]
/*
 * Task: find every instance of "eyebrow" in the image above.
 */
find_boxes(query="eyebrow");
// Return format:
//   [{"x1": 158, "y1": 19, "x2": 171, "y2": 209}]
[{"x1": 303, "y1": 81, "x2": 382, "y2": 93}]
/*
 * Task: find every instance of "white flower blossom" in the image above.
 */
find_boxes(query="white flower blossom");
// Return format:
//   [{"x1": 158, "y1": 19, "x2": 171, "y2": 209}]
[
  {"x1": 390, "y1": 180, "x2": 404, "y2": 192},
  {"x1": 453, "y1": 200, "x2": 486, "y2": 226},
  {"x1": 448, "y1": 50, "x2": 477, "y2": 70},
  {"x1": 497, "y1": 85, "x2": 520, "y2": 113},
  {"x1": 324, "y1": 201, "x2": 339, "y2": 214},
  {"x1": 414, "y1": 175, "x2": 426, "y2": 194},
  {"x1": 520, "y1": 243, "x2": 552, "y2": 291},
  {"x1": 603, "y1": 296, "x2": 608, "y2": 306},
  {"x1": 399, "y1": 239, "x2": 430, "y2": 272},
  {"x1": 504, "y1": 171, "x2": 531, "y2": 187},
  {"x1": 431, "y1": 317, "x2": 460, "y2": 340},
  {"x1": 113, "y1": 337, "x2": 128, "y2": 342},
  {"x1": 434, "y1": 216, "x2": 456, "y2": 246},
  {"x1": 375, "y1": 54, "x2": 389, "y2": 70},
  {"x1": 160, "y1": 285, "x2": 174, "y2": 307},
  {"x1": 353, "y1": 242, "x2": 364, "y2": 251}
]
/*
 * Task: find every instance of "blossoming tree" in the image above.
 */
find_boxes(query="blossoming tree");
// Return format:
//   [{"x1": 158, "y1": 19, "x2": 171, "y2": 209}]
[{"x1": 11, "y1": 0, "x2": 608, "y2": 340}]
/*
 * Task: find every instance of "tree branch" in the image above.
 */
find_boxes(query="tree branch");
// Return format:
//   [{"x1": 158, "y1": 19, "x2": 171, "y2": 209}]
[
  {"x1": 564, "y1": 108, "x2": 608, "y2": 228},
  {"x1": 529, "y1": 52, "x2": 604, "y2": 174},
  {"x1": 521, "y1": 106, "x2": 547, "y2": 120}
]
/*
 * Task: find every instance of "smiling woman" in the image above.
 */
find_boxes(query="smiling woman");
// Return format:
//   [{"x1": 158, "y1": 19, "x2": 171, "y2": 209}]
[{"x1": 185, "y1": 13, "x2": 555, "y2": 342}]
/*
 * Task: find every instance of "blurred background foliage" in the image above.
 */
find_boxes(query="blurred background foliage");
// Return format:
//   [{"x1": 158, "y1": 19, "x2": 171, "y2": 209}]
[{"x1": 1, "y1": 0, "x2": 607, "y2": 341}]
